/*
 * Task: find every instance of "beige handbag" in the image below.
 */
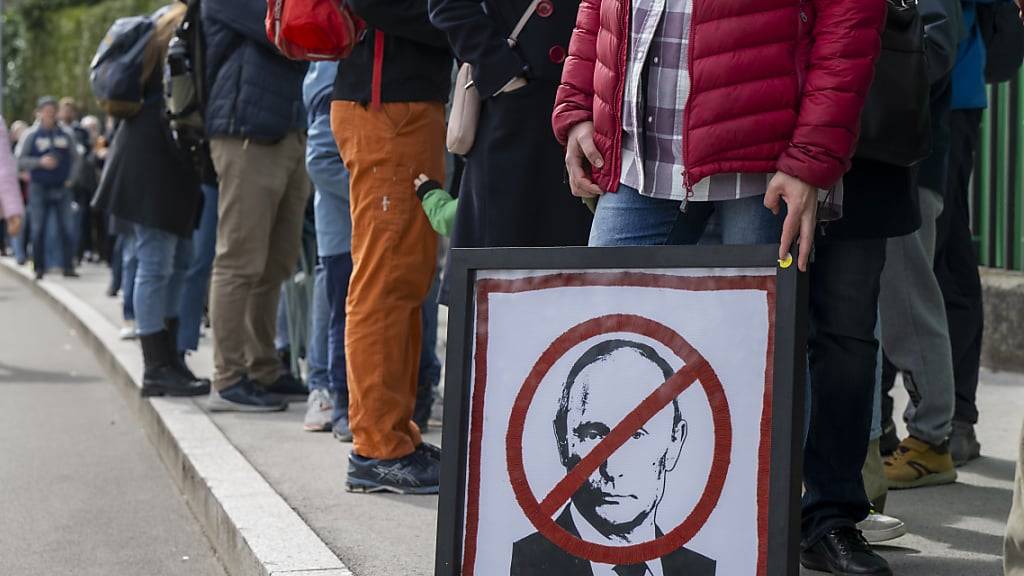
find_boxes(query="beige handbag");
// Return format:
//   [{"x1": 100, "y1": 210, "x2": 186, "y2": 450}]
[{"x1": 446, "y1": 0, "x2": 542, "y2": 155}]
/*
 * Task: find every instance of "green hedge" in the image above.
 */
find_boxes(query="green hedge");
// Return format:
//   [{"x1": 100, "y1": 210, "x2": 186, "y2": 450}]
[{"x1": 3, "y1": 0, "x2": 166, "y2": 122}]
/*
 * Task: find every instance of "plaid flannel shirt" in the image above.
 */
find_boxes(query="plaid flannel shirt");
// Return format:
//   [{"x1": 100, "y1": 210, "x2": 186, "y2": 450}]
[{"x1": 620, "y1": 0, "x2": 841, "y2": 216}]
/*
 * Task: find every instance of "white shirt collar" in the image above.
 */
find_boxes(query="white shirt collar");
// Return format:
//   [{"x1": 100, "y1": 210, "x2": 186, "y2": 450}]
[{"x1": 567, "y1": 504, "x2": 664, "y2": 576}]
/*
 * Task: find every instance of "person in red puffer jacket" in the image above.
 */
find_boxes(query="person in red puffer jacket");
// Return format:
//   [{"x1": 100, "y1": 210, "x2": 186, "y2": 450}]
[{"x1": 553, "y1": 1, "x2": 899, "y2": 575}]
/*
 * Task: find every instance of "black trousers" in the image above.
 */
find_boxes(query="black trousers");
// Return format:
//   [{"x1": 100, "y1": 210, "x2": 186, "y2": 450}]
[
  {"x1": 802, "y1": 234, "x2": 888, "y2": 545},
  {"x1": 935, "y1": 109, "x2": 984, "y2": 425}
]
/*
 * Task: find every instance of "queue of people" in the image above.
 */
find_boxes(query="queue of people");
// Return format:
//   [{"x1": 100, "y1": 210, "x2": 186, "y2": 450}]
[{"x1": 1, "y1": 0, "x2": 1021, "y2": 575}]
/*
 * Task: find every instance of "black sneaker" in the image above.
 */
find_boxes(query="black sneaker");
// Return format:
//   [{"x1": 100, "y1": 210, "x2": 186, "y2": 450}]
[
  {"x1": 332, "y1": 416, "x2": 353, "y2": 443},
  {"x1": 346, "y1": 450, "x2": 440, "y2": 494},
  {"x1": 265, "y1": 372, "x2": 307, "y2": 396},
  {"x1": 801, "y1": 526, "x2": 893, "y2": 575},
  {"x1": 417, "y1": 442, "x2": 441, "y2": 462},
  {"x1": 950, "y1": 420, "x2": 981, "y2": 466},
  {"x1": 207, "y1": 377, "x2": 288, "y2": 412}
]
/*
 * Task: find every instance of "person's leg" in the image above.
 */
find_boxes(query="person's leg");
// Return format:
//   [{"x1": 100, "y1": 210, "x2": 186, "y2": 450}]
[
  {"x1": 332, "y1": 100, "x2": 441, "y2": 462},
  {"x1": 109, "y1": 235, "x2": 124, "y2": 295},
  {"x1": 879, "y1": 188, "x2": 956, "y2": 450},
  {"x1": 324, "y1": 251, "x2": 353, "y2": 428},
  {"x1": 1005, "y1": 417, "x2": 1024, "y2": 576},
  {"x1": 28, "y1": 184, "x2": 48, "y2": 276},
  {"x1": 414, "y1": 273, "x2": 442, "y2": 430},
  {"x1": 54, "y1": 187, "x2": 76, "y2": 273},
  {"x1": 132, "y1": 224, "x2": 177, "y2": 338},
  {"x1": 245, "y1": 133, "x2": 310, "y2": 387},
  {"x1": 937, "y1": 108, "x2": 984, "y2": 462},
  {"x1": 123, "y1": 231, "x2": 138, "y2": 323},
  {"x1": 588, "y1": 184, "x2": 688, "y2": 247},
  {"x1": 802, "y1": 235, "x2": 887, "y2": 545},
  {"x1": 208, "y1": 137, "x2": 287, "y2": 391},
  {"x1": 274, "y1": 287, "x2": 291, "y2": 367},
  {"x1": 304, "y1": 262, "x2": 334, "y2": 431},
  {"x1": 163, "y1": 236, "x2": 193, "y2": 323},
  {"x1": 715, "y1": 193, "x2": 783, "y2": 245},
  {"x1": 13, "y1": 206, "x2": 28, "y2": 265},
  {"x1": 177, "y1": 183, "x2": 219, "y2": 352}
]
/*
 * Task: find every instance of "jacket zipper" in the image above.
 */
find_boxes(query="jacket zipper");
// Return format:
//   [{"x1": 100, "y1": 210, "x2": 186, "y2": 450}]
[
  {"x1": 680, "y1": 0, "x2": 699, "y2": 197},
  {"x1": 610, "y1": 0, "x2": 631, "y2": 189}
]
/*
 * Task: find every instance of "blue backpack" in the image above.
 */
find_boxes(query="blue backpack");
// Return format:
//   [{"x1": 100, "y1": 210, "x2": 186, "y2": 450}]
[
  {"x1": 90, "y1": 14, "x2": 156, "y2": 118},
  {"x1": 91, "y1": 5, "x2": 184, "y2": 118}
]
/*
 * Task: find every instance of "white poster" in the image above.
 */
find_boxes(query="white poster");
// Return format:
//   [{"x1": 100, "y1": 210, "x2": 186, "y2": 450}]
[{"x1": 458, "y1": 269, "x2": 778, "y2": 576}]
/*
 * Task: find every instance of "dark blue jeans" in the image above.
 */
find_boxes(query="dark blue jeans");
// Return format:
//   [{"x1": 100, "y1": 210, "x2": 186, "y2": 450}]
[
  {"x1": 28, "y1": 183, "x2": 74, "y2": 273},
  {"x1": 177, "y1": 184, "x2": 219, "y2": 351},
  {"x1": 323, "y1": 252, "x2": 353, "y2": 423},
  {"x1": 801, "y1": 235, "x2": 886, "y2": 546},
  {"x1": 415, "y1": 272, "x2": 442, "y2": 425}
]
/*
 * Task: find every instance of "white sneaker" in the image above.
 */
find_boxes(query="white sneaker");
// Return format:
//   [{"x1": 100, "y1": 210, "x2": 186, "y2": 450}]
[
  {"x1": 857, "y1": 511, "x2": 907, "y2": 543},
  {"x1": 119, "y1": 321, "x2": 137, "y2": 340},
  {"x1": 303, "y1": 388, "x2": 334, "y2": 432}
]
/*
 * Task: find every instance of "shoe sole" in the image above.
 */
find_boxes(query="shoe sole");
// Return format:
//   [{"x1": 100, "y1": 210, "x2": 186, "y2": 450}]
[
  {"x1": 333, "y1": 432, "x2": 354, "y2": 443},
  {"x1": 800, "y1": 556, "x2": 893, "y2": 576},
  {"x1": 206, "y1": 398, "x2": 289, "y2": 413},
  {"x1": 141, "y1": 385, "x2": 211, "y2": 398},
  {"x1": 887, "y1": 468, "x2": 957, "y2": 490},
  {"x1": 861, "y1": 523, "x2": 908, "y2": 544},
  {"x1": 345, "y1": 478, "x2": 438, "y2": 495},
  {"x1": 303, "y1": 421, "x2": 333, "y2": 432}
]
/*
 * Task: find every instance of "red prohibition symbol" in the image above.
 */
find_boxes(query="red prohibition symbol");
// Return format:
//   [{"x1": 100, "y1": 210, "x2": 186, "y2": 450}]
[{"x1": 504, "y1": 314, "x2": 733, "y2": 565}]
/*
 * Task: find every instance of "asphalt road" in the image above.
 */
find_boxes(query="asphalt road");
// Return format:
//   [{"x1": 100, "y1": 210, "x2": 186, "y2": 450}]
[{"x1": 0, "y1": 271, "x2": 226, "y2": 576}]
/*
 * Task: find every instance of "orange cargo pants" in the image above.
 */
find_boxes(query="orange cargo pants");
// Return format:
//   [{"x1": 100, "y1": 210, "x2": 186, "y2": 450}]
[{"x1": 331, "y1": 101, "x2": 444, "y2": 460}]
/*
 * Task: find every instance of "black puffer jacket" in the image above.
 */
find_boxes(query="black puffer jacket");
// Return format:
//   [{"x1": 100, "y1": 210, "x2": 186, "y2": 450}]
[{"x1": 332, "y1": 0, "x2": 453, "y2": 105}]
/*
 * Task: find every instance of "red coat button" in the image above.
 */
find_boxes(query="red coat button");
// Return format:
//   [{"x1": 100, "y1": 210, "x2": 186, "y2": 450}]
[
  {"x1": 548, "y1": 44, "x2": 566, "y2": 64},
  {"x1": 537, "y1": 0, "x2": 554, "y2": 17}
]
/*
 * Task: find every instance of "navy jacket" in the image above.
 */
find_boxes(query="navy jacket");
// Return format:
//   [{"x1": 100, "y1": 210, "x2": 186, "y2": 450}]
[{"x1": 202, "y1": 0, "x2": 308, "y2": 140}]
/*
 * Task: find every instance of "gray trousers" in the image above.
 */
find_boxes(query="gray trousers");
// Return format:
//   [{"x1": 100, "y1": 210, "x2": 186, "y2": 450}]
[{"x1": 878, "y1": 187, "x2": 955, "y2": 446}]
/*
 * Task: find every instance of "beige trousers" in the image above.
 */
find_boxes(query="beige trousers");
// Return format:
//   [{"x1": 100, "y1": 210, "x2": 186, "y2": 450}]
[{"x1": 208, "y1": 134, "x2": 310, "y2": 390}]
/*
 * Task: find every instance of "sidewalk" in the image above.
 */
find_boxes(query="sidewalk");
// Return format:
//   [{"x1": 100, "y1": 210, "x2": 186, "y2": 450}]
[{"x1": 5, "y1": 258, "x2": 1022, "y2": 576}]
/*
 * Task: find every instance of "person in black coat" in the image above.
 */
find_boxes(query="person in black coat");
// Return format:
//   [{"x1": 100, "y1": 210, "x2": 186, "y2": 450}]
[
  {"x1": 93, "y1": 4, "x2": 208, "y2": 399},
  {"x1": 428, "y1": 0, "x2": 593, "y2": 248}
]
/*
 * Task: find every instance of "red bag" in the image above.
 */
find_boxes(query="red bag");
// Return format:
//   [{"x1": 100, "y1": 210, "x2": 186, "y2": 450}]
[{"x1": 265, "y1": 0, "x2": 365, "y2": 61}]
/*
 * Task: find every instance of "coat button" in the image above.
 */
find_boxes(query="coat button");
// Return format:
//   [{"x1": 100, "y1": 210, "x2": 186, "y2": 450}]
[
  {"x1": 548, "y1": 44, "x2": 566, "y2": 64},
  {"x1": 537, "y1": 0, "x2": 554, "y2": 17}
]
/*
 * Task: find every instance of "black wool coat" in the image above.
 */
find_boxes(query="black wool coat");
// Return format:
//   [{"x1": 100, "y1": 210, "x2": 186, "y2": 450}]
[
  {"x1": 430, "y1": 0, "x2": 592, "y2": 248},
  {"x1": 93, "y1": 80, "x2": 201, "y2": 239}
]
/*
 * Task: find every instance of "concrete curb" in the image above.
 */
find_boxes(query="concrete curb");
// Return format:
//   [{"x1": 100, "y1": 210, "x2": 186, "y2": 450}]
[
  {"x1": 2, "y1": 260, "x2": 351, "y2": 576},
  {"x1": 981, "y1": 267, "x2": 1024, "y2": 374}
]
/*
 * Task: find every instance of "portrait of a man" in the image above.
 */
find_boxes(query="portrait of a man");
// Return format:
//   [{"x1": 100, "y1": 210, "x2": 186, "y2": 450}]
[{"x1": 510, "y1": 339, "x2": 717, "y2": 576}]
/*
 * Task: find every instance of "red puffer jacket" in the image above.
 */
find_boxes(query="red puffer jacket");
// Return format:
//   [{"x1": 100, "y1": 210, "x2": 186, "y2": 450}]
[{"x1": 551, "y1": 0, "x2": 886, "y2": 193}]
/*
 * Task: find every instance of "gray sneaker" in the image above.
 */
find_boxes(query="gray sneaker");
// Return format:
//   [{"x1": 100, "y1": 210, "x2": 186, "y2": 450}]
[
  {"x1": 303, "y1": 388, "x2": 335, "y2": 432},
  {"x1": 857, "y1": 510, "x2": 907, "y2": 544}
]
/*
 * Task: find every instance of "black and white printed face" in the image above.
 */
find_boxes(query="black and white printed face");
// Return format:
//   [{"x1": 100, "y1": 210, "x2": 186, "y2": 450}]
[{"x1": 564, "y1": 347, "x2": 686, "y2": 543}]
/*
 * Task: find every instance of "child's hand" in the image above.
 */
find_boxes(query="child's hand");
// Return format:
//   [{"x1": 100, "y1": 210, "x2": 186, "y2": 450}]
[{"x1": 414, "y1": 173, "x2": 430, "y2": 190}]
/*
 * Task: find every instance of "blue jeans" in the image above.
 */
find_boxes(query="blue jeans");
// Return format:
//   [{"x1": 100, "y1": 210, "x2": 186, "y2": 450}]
[
  {"x1": 415, "y1": 273, "x2": 442, "y2": 424},
  {"x1": 121, "y1": 232, "x2": 139, "y2": 321},
  {"x1": 588, "y1": 184, "x2": 782, "y2": 247},
  {"x1": 177, "y1": 184, "x2": 219, "y2": 351},
  {"x1": 133, "y1": 224, "x2": 193, "y2": 337},
  {"x1": 323, "y1": 252, "x2": 353, "y2": 421},
  {"x1": 28, "y1": 184, "x2": 75, "y2": 273},
  {"x1": 307, "y1": 264, "x2": 330, "y2": 391}
]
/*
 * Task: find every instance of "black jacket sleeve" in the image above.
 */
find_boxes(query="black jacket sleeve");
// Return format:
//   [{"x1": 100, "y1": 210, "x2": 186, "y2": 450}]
[
  {"x1": 428, "y1": 0, "x2": 530, "y2": 98},
  {"x1": 204, "y1": 0, "x2": 274, "y2": 49},
  {"x1": 349, "y1": 0, "x2": 450, "y2": 48},
  {"x1": 920, "y1": 0, "x2": 963, "y2": 83}
]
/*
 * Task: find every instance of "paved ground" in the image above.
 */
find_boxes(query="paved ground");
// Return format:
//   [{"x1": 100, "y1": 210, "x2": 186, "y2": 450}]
[
  {"x1": 8, "y1": 260, "x2": 1023, "y2": 576},
  {"x1": 0, "y1": 269, "x2": 226, "y2": 576}
]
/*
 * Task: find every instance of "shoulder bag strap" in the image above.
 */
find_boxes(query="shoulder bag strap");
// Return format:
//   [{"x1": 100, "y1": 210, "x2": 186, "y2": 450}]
[{"x1": 508, "y1": 0, "x2": 543, "y2": 46}]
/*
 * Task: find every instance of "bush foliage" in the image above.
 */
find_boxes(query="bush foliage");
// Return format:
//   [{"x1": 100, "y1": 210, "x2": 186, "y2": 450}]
[{"x1": 3, "y1": 0, "x2": 166, "y2": 122}]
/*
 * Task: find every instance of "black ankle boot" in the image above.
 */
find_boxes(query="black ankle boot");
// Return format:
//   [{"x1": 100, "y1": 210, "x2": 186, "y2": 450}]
[
  {"x1": 140, "y1": 330, "x2": 209, "y2": 397},
  {"x1": 163, "y1": 318, "x2": 210, "y2": 387}
]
